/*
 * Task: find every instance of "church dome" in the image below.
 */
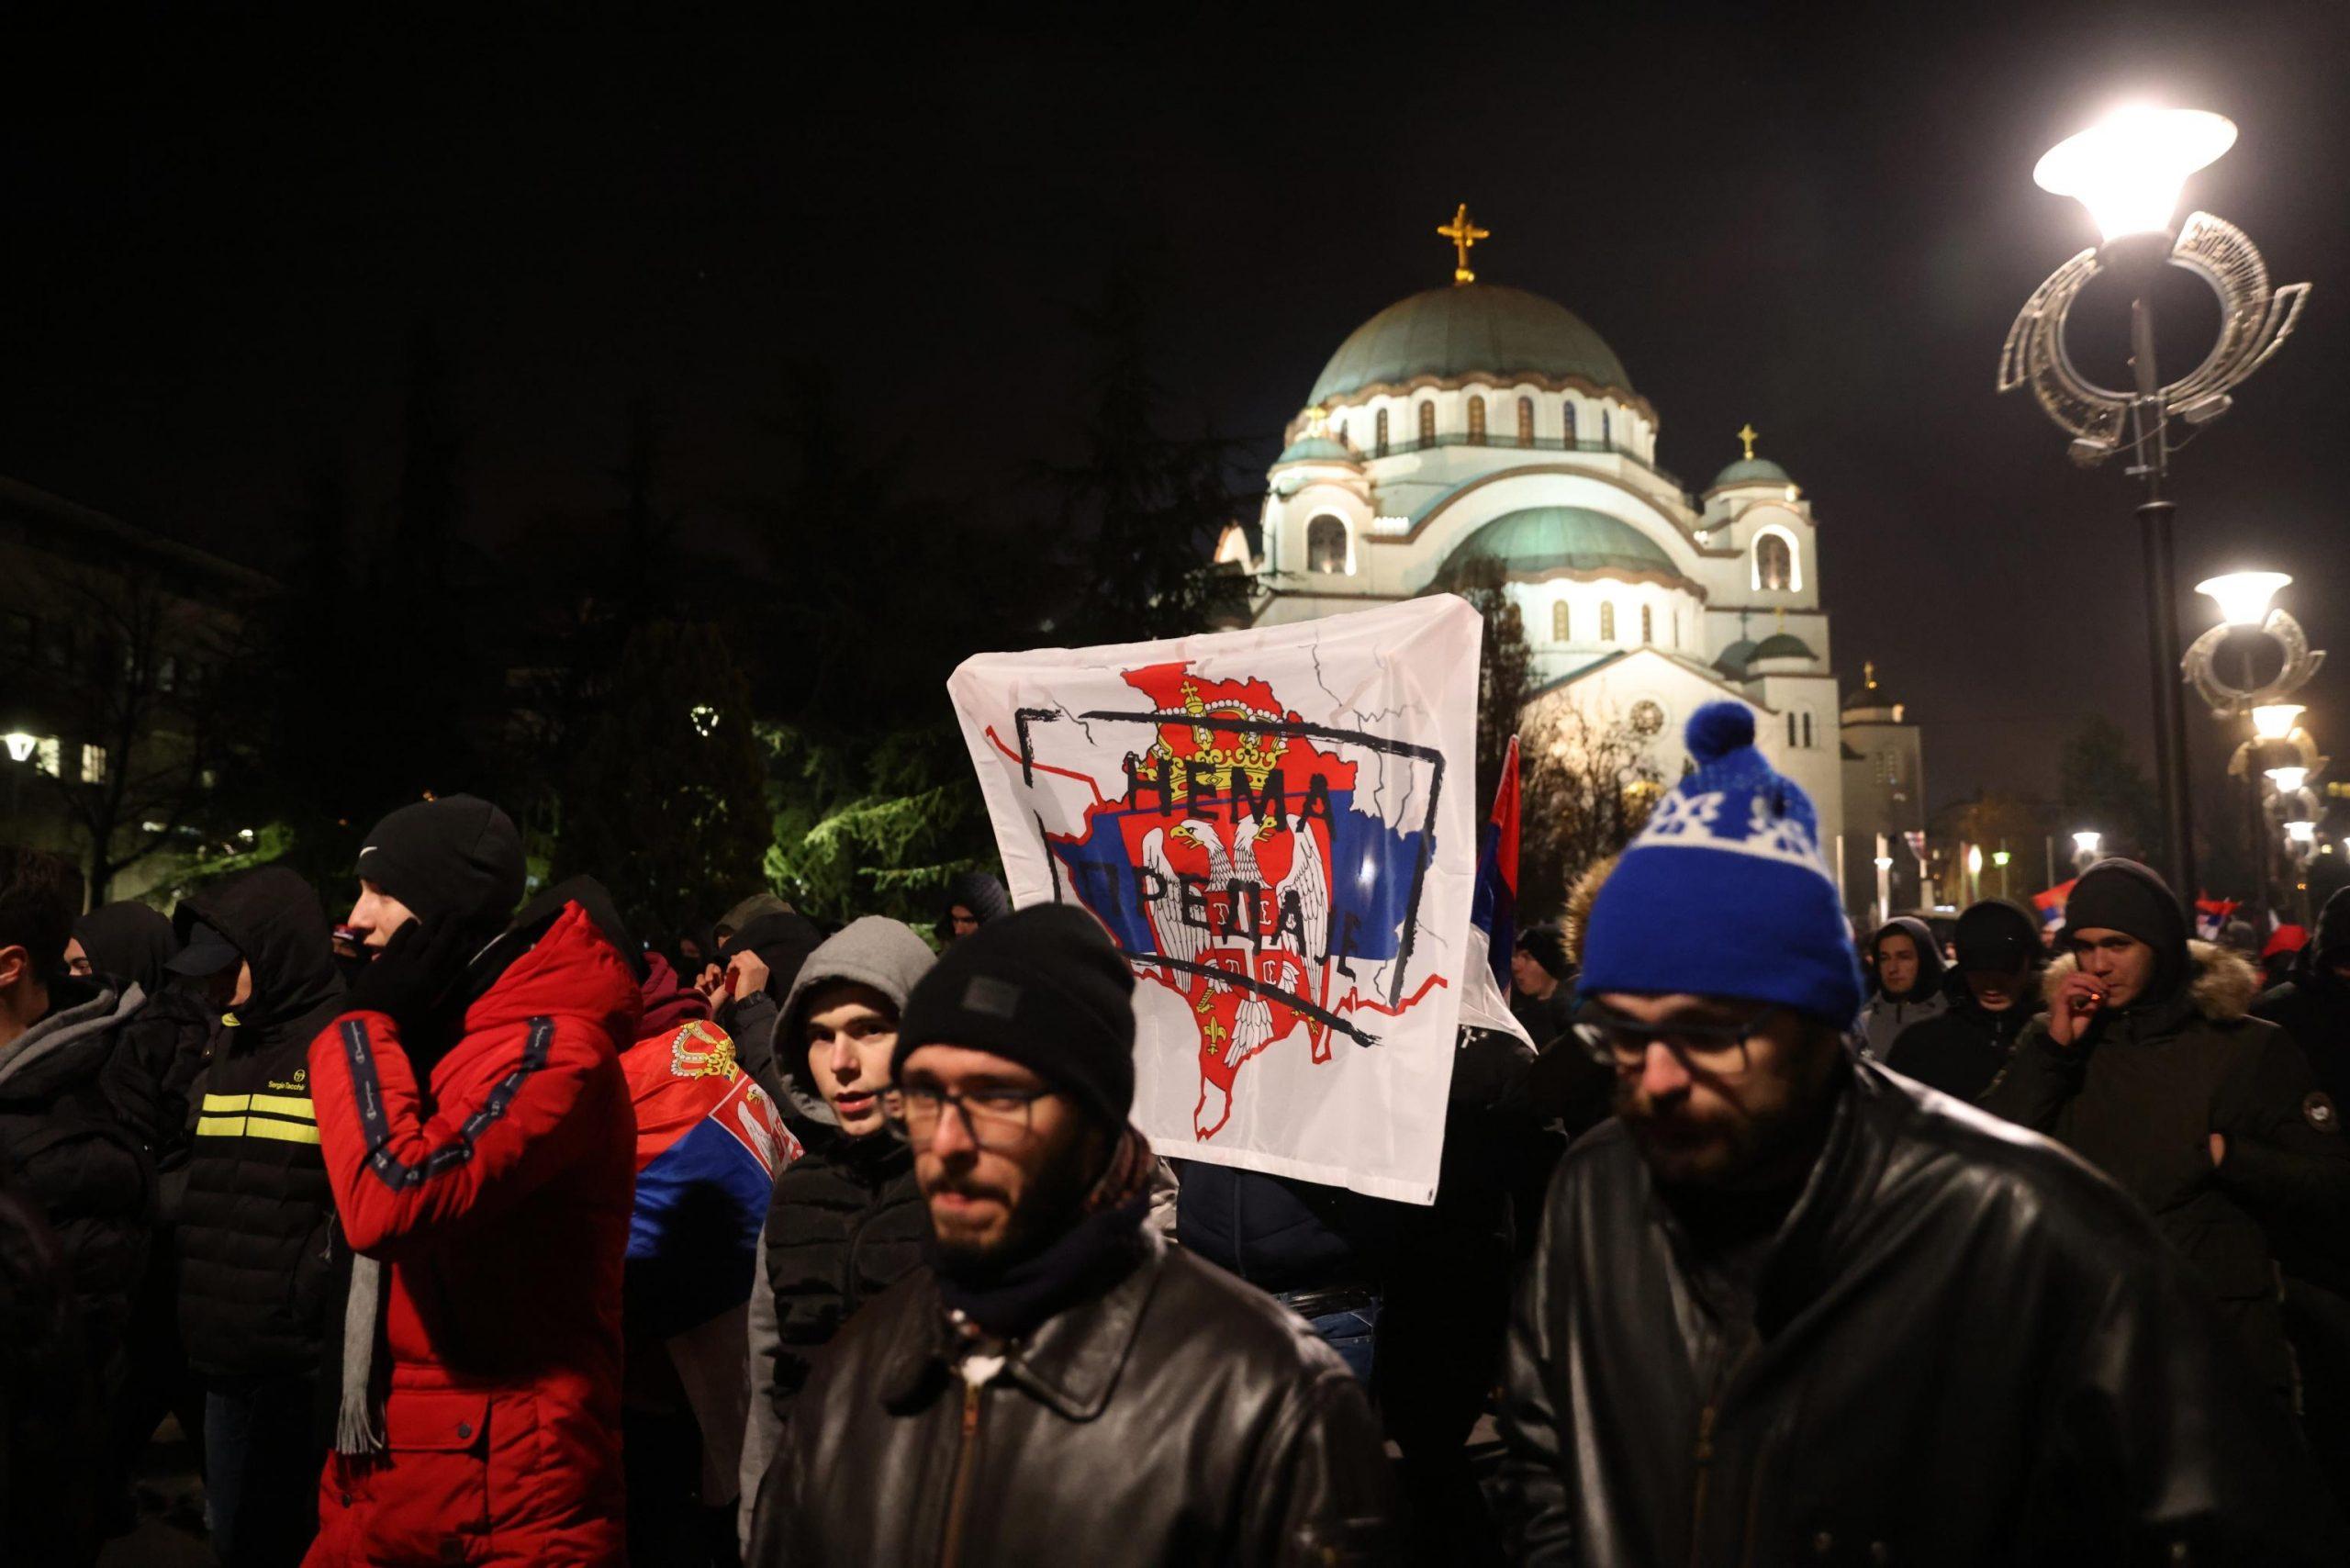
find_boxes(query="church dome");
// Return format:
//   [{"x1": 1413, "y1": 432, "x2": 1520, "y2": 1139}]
[
  {"x1": 1715, "y1": 639, "x2": 1759, "y2": 677},
  {"x1": 1273, "y1": 434, "x2": 1357, "y2": 465},
  {"x1": 1308, "y1": 284, "x2": 1632, "y2": 406},
  {"x1": 1710, "y1": 455, "x2": 1790, "y2": 489},
  {"x1": 1751, "y1": 632, "x2": 1815, "y2": 662},
  {"x1": 1437, "y1": 506, "x2": 1677, "y2": 585}
]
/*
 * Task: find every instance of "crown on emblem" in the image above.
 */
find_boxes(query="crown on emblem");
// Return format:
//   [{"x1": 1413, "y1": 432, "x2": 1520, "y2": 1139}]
[{"x1": 1138, "y1": 679, "x2": 1288, "y2": 798}]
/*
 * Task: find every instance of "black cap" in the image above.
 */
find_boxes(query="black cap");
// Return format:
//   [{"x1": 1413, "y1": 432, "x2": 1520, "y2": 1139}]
[
  {"x1": 164, "y1": 920, "x2": 242, "y2": 978},
  {"x1": 895, "y1": 903, "x2": 1136, "y2": 1128},
  {"x1": 1517, "y1": 924, "x2": 1571, "y2": 980},
  {"x1": 1952, "y1": 901, "x2": 2041, "y2": 974},
  {"x1": 354, "y1": 795, "x2": 526, "y2": 944}
]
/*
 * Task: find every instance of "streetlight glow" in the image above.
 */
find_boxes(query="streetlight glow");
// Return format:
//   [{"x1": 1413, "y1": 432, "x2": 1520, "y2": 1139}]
[
  {"x1": 1967, "y1": 846, "x2": 1984, "y2": 876},
  {"x1": 2267, "y1": 766, "x2": 2311, "y2": 795},
  {"x1": 2033, "y1": 106, "x2": 2237, "y2": 243},
  {"x1": 1992, "y1": 850, "x2": 2011, "y2": 868},
  {"x1": 1, "y1": 733, "x2": 32, "y2": 764},
  {"x1": 2286, "y1": 820, "x2": 2317, "y2": 846},
  {"x1": 2195, "y1": 571, "x2": 2292, "y2": 628},
  {"x1": 2252, "y1": 703, "x2": 2307, "y2": 740},
  {"x1": 2073, "y1": 831, "x2": 2103, "y2": 856}
]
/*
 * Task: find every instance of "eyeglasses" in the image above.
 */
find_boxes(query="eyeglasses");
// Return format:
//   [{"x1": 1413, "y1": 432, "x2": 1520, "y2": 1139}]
[
  {"x1": 1573, "y1": 1002, "x2": 1779, "y2": 1075},
  {"x1": 893, "y1": 1084, "x2": 1057, "y2": 1150}
]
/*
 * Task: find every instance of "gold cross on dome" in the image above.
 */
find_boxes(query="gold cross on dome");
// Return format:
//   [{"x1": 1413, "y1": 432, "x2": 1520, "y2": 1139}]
[
  {"x1": 1438, "y1": 203, "x2": 1489, "y2": 285},
  {"x1": 1738, "y1": 423, "x2": 1759, "y2": 461},
  {"x1": 1864, "y1": 659, "x2": 1877, "y2": 688}
]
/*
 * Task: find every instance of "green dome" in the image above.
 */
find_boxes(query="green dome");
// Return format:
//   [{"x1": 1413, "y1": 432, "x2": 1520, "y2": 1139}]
[
  {"x1": 1437, "y1": 506, "x2": 1677, "y2": 584},
  {"x1": 1273, "y1": 435, "x2": 1357, "y2": 465},
  {"x1": 1309, "y1": 283, "x2": 1632, "y2": 406},
  {"x1": 1711, "y1": 456, "x2": 1790, "y2": 488},
  {"x1": 1715, "y1": 639, "x2": 1758, "y2": 676},
  {"x1": 1751, "y1": 633, "x2": 1815, "y2": 662}
]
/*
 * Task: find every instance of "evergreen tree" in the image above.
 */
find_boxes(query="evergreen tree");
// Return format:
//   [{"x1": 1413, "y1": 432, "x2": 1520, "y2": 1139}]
[
  {"x1": 554, "y1": 622, "x2": 772, "y2": 947},
  {"x1": 2059, "y1": 715, "x2": 2164, "y2": 867}
]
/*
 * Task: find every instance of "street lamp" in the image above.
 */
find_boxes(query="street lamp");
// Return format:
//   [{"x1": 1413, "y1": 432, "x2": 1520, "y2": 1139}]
[
  {"x1": 2252, "y1": 703, "x2": 2308, "y2": 740},
  {"x1": 2001, "y1": 105, "x2": 2311, "y2": 902},
  {"x1": 1, "y1": 733, "x2": 32, "y2": 764},
  {"x1": 2197, "y1": 571, "x2": 2293, "y2": 629},
  {"x1": 2268, "y1": 766, "x2": 2311, "y2": 796},
  {"x1": 2073, "y1": 830, "x2": 2103, "y2": 873},
  {"x1": 1992, "y1": 846, "x2": 2013, "y2": 900}
]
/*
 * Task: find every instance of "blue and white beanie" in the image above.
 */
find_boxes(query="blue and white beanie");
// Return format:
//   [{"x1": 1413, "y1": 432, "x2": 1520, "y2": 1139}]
[{"x1": 1578, "y1": 701, "x2": 1864, "y2": 1028}]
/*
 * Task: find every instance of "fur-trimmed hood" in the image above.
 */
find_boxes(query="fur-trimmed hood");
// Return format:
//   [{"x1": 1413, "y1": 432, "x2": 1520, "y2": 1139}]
[
  {"x1": 2042, "y1": 938, "x2": 2262, "y2": 1024},
  {"x1": 1563, "y1": 857, "x2": 1617, "y2": 969}
]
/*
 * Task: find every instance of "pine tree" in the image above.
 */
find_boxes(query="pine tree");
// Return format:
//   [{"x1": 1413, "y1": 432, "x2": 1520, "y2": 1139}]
[{"x1": 2058, "y1": 716, "x2": 2164, "y2": 867}]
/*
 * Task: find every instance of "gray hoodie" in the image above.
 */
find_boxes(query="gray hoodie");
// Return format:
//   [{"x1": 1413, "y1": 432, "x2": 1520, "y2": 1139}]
[{"x1": 738, "y1": 917, "x2": 937, "y2": 1542}]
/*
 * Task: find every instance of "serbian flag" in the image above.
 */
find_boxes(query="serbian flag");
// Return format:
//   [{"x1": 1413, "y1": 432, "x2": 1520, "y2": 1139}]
[
  {"x1": 1460, "y1": 737, "x2": 1533, "y2": 1046},
  {"x1": 2194, "y1": 896, "x2": 2240, "y2": 942},
  {"x1": 2032, "y1": 879, "x2": 2076, "y2": 935}
]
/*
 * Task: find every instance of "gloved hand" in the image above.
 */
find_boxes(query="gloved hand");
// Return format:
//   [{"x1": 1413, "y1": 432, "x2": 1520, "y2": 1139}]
[{"x1": 345, "y1": 916, "x2": 477, "y2": 1036}]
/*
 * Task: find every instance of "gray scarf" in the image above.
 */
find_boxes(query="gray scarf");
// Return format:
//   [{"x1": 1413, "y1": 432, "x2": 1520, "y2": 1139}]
[{"x1": 335, "y1": 1254, "x2": 387, "y2": 1456}]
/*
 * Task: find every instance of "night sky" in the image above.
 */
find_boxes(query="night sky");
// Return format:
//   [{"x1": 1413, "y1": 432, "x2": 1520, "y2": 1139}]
[{"x1": 3, "y1": 6, "x2": 2345, "y2": 823}]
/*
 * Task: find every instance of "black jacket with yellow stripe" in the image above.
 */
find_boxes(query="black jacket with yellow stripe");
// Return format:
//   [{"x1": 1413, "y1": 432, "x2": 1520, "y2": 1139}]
[{"x1": 173, "y1": 867, "x2": 346, "y2": 1382}]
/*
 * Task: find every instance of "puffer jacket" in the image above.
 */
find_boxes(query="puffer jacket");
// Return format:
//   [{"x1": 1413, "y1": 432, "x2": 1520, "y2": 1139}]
[
  {"x1": 1983, "y1": 940, "x2": 2350, "y2": 1396},
  {"x1": 173, "y1": 865, "x2": 347, "y2": 1380},
  {"x1": 1495, "y1": 1057, "x2": 2346, "y2": 1564},
  {"x1": 737, "y1": 915, "x2": 935, "y2": 1545},
  {"x1": 748, "y1": 1229, "x2": 1397, "y2": 1565},
  {"x1": 1884, "y1": 973, "x2": 2035, "y2": 1103},
  {"x1": 305, "y1": 901, "x2": 642, "y2": 1568}
]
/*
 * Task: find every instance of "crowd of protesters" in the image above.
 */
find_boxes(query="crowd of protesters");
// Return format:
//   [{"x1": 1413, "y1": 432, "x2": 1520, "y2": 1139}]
[{"x1": 4, "y1": 701, "x2": 2350, "y2": 1565}]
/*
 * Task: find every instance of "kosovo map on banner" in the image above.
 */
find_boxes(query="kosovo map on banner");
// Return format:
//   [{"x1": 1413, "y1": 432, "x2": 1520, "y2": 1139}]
[{"x1": 946, "y1": 596, "x2": 1482, "y2": 1204}]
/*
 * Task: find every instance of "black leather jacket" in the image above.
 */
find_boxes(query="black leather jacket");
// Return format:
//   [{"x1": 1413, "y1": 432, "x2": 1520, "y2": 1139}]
[
  {"x1": 749, "y1": 1228, "x2": 1397, "y2": 1566},
  {"x1": 1495, "y1": 1058, "x2": 2344, "y2": 1566}
]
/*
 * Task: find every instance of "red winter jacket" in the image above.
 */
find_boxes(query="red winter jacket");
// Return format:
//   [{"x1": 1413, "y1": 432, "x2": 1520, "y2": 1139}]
[{"x1": 304, "y1": 902, "x2": 643, "y2": 1568}]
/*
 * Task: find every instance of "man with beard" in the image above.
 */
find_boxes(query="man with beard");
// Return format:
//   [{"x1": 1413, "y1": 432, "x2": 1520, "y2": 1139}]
[
  {"x1": 748, "y1": 905, "x2": 1395, "y2": 1566},
  {"x1": 1885, "y1": 899, "x2": 2042, "y2": 1103},
  {"x1": 1494, "y1": 704, "x2": 2341, "y2": 1565}
]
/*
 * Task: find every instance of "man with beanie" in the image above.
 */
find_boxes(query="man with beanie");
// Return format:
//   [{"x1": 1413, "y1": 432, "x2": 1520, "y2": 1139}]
[
  {"x1": 1857, "y1": 915, "x2": 1946, "y2": 1058},
  {"x1": 305, "y1": 797, "x2": 643, "y2": 1566},
  {"x1": 1986, "y1": 857, "x2": 2350, "y2": 1408},
  {"x1": 1884, "y1": 899, "x2": 2042, "y2": 1103},
  {"x1": 937, "y1": 868, "x2": 1011, "y2": 944},
  {"x1": 749, "y1": 904, "x2": 1396, "y2": 1566},
  {"x1": 1508, "y1": 924, "x2": 1576, "y2": 1049},
  {"x1": 735, "y1": 915, "x2": 934, "y2": 1550},
  {"x1": 1494, "y1": 705, "x2": 2342, "y2": 1564}
]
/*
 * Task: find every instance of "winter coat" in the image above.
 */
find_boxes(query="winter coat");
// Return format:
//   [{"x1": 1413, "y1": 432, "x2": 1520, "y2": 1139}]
[
  {"x1": 1884, "y1": 977, "x2": 2034, "y2": 1103},
  {"x1": 737, "y1": 915, "x2": 936, "y2": 1546},
  {"x1": 0, "y1": 1121, "x2": 105, "y2": 1564},
  {"x1": 1982, "y1": 941, "x2": 2350, "y2": 1396},
  {"x1": 172, "y1": 865, "x2": 349, "y2": 1382},
  {"x1": 305, "y1": 901, "x2": 642, "y2": 1568},
  {"x1": 747, "y1": 1229, "x2": 1398, "y2": 1566},
  {"x1": 1176, "y1": 1164, "x2": 1397, "y2": 1294},
  {"x1": 1857, "y1": 917, "x2": 1948, "y2": 1058},
  {"x1": 97, "y1": 981, "x2": 218, "y2": 1172},
  {"x1": 1494, "y1": 1058, "x2": 2346, "y2": 1564},
  {"x1": 0, "y1": 980, "x2": 150, "y2": 1415}
]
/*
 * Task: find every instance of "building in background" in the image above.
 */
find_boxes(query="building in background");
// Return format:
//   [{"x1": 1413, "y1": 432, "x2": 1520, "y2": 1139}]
[{"x1": 1840, "y1": 664, "x2": 1927, "y2": 922}]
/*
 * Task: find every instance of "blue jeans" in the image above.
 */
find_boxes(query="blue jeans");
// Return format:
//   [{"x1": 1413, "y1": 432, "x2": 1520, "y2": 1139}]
[
  {"x1": 1275, "y1": 1291, "x2": 1381, "y2": 1383},
  {"x1": 204, "y1": 1378, "x2": 321, "y2": 1568}
]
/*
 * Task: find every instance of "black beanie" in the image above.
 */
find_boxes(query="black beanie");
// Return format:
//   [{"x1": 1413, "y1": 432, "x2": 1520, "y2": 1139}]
[
  {"x1": 355, "y1": 795, "x2": 526, "y2": 943},
  {"x1": 1953, "y1": 900, "x2": 2041, "y2": 974},
  {"x1": 2060, "y1": 859, "x2": 2188, "y2": 1001},
  {"x1": 1517, "y1": 924, "x2": 1571, "y2": 980},
  {"x1": 895, "y1": 903, "x2": 1136, "y2": 1128}
]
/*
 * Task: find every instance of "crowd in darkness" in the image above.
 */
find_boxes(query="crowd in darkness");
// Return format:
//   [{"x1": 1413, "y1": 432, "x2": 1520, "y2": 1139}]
[{"x1": 3, "y1": 700, "x2": 2349, "y2": 1566}]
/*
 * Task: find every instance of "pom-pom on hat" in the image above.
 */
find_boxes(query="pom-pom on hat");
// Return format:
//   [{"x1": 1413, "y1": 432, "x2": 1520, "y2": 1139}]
[{"x1": 1578, "y1": 701, "x2": 1865, "y2": 1028}]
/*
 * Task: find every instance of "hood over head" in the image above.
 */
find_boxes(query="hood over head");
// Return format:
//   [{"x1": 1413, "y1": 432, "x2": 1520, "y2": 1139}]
[
  {"x1": 714, "y1": 892, "x2": 793, "y2": 942},
  {"x1": 1869, "y1": 916, "x2": 1946, "y2": 1002},
  {"x1": 635, "y1": 950, "x2": 710, "y2": 1040},
  {"x1": 728, "y1": 909, "x2": 824, "y2": 1001},
  {"x1": 73, "y1": 901, "x2": 178, "y2": 996},
  {"x1": 176, "y1": 865, "x2": 344, "y2": 1041},
  {"x1": 770, "y1": 915, "x2": 937, "y2": 1126},
  {"x1": 942, "y1": 869, "x2": 1011, "y2": 926},
  {"x1": 1950, "y1": 900, "x2": 2042, "y2": 977},
  {"x1": 2059, "y1": 858, "x2": 2189, "y2": 1004}
]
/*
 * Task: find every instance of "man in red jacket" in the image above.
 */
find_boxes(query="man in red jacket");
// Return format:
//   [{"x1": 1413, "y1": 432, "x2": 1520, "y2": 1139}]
[{"x1": 305, "y1": 796, "x2": 642, "y2": 1567}]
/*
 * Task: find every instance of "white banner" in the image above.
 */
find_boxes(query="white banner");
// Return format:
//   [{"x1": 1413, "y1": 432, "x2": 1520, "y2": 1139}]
[{"x1": 946, "y1": 597, "x2": 1482, "y2": 1204}]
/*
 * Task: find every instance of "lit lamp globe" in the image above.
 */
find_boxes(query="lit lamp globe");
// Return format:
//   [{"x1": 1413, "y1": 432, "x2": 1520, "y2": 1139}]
[
  {"x1": 2034, "y1": 106, "x2": 2238, "y2": 244},
  {"x1": 2252, "y1": 703, "x2": 2307, "y2": 741},
  {"x1": 2073, "y1": 831, "x2": 2103, "y2": 856},
  {"x1": 1, "y1": 733, "x2": 34, "y2": 764},
  {"x1": 2267, "y1": 766, "x2": 2311, "y2": 796},
  {"x1": 1967, "y1": 846, "x2": 1985, "y2": 876},
  {"x1": 2286, "y1": 821, "x2": 2318, "y2": 846},
  {"x1": 2196, "y1": 571, "x2": 2292, "y2": 629}
]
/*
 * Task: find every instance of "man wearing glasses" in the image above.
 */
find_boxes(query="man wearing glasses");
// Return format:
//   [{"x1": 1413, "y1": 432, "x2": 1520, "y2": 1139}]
[
  {"x1": 748, "y1": 903, "x2": 1394, "y2": 1565},
  {"x1": 1494, "y1": 703, "x2": 2340, "y2": 1564}
]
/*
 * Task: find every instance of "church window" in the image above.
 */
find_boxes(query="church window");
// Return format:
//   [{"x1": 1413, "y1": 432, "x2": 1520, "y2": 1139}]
[
  {"x1": 1331, "y1": 415, "x2": 1345, "y2": 446},
  {"x1": 1788, "y1": 712, "x2": 1799, "y2": 748},
  {"x1": 1374, "y1": 408, "x2": 1389, "y2": 456},
  {"x1": 1467, "y1": 396, "x2": 1486, "y2": 444},
  {"x1": 1639, "y1": 605, "x2": 1654, "y2": 644},
  {"x1": 1756, "y1": 532, "x2": 1794, "y2": 592},
  {"x1": 1600, "y1": 409, "x2": 1613, "y2": 448},
  {"x1": 1629, "y1": 700, "x2": 1665, "y2": 737},
  {"x1": 1803, "y1": 711, "x2": 1815, "y2": 747},
  {"x1": 1672, "y1": 612, "x2": 1682, "y2": 649},
  {"x1": 1551, "y1": 600, "x2": 1570, "y2": 643},
  {"x1": 1600, "y1": 601, "x2": 1617, "y2": 642},
  {"x1": 1517, "y1": 397, "x2": 1534, "y2": 445},
  {"x1": 1417, "y1": 400, "x2": 1436, "y2": 444},
  {"x1": 1306, "y1": 515, "x2": 1348, "y2": 575},
  {"x1": 1561, "y1": 402, "x2": 1578, "y2": 444}
]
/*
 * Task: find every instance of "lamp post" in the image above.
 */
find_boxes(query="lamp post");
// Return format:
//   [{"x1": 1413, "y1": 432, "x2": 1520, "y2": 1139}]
[
  {"x1": 2185, "y1": 570, "x2": 2326, "y2": 920},
  {"x1": 2001, "y1": 106, "x2": 2311, "y2": 901},
  {"x1": 2074, "y1": 830, "x2": 2104, "y2": 873},
  {"x1": 1993, "y1": 846, "x2": 2013, "y2": 900}
]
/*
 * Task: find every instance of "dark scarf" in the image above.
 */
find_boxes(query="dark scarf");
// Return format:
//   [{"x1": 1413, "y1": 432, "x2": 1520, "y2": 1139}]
[{"x1": 934, "y1": 1124, "x2": 1156, "y2": 1339}]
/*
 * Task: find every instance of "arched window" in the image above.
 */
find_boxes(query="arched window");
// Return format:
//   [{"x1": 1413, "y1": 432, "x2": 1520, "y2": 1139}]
[
  {"x1": 1639, "y1": 604, "x2": 1654, "y2": 644},
  {"x1": 1417, "y1": 400, "x2": 1436, "y2": 444},
  {"x1": 1561, "y1": 401, "x2": 1578, "y2": 444},
  {"x1": 1600, "y1": 408, "x2": 1613, "y2": 447},
  {"x1": 1788, "y1": 712, "x2": 1799, "y2": 748},
  {"x1": 1755, "y1": 532, "x2": 1794, "y2": 592},
  {"x1": 1306, "y1": 515, "x2": 1348, "y2": 575},
  {"x1": 1600, "y1": 601, "x2": 1617, "y2": 642},
  {"x1": 1802, "y1": 711, "x2": 1815, "y2": 747},
  {"x1": 1672, "y1": 612, "x2": 1682, "y2": 650},
  {"x1": 1517, "y1": 396, "x2": 1534, "y2": 445},
  {"x1": 1466, "y1": 396, "x2": 1486, "y2": 444},
  {"x1": 1551, "y1": 600, "x2": 1570, "y2": 643},
  {"x1": 1330, "y1": 415, "x2": 1345, "y2": 446},
  {"x1": 1374, "y1": 408, "x2": 1389, "y2": 456}
]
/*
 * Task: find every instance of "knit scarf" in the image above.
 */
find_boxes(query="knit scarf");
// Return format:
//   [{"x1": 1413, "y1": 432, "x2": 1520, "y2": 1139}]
[
  {"x1": 934, "y1": 1123, "x2": 1156, "y2": 1339},
  {"x1": 335, "y1": 1254, "x2": 387, "y2": 1457}
]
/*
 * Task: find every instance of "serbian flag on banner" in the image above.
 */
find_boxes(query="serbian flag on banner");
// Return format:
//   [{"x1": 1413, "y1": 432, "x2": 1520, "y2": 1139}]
[
  {"x1": 2194, "y1": 896, "x2": 2240, "y2": 942},
  {"x1": 1460, "y1": 736, "x2": 1533, "y2": 1047},
  {"x1": 2032, "y1": 879, "x2": 2076, "y2": 935}
]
